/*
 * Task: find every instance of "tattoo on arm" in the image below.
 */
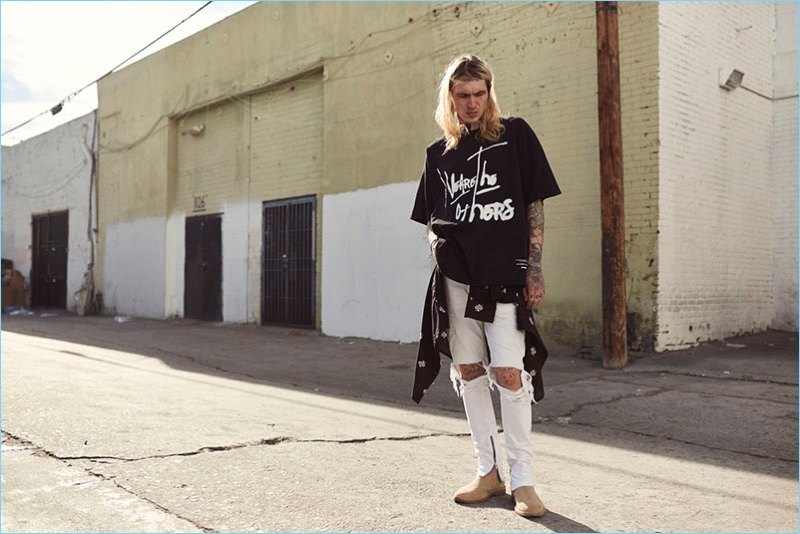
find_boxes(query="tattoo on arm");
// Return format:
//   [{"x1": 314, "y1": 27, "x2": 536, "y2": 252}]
[{"x1": 527, "y1": 200, "x2": 544, "y2": 286}]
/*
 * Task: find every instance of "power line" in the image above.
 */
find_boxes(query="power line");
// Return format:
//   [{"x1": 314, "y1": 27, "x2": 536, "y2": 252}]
[{"x1": 1, "y1": 1, "x2": 213, "y2": 139}]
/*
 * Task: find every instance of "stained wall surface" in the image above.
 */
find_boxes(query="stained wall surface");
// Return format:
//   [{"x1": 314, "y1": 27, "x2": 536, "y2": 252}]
[
  {"x1": 97, "y1": 2, "x2": 622, "y2": 343},
  {"x1": 771, "y1": 0, "x2": 798, "y2": 332},
  {"x1": 93, "y1": 1, "x2": 793, "y2": 349},
  {"x1": 656, "y1": 2, "x2": 777, "y2": 349},
  {"x1": 1, "y1": 112, "x2": 98, "y2": 312}
]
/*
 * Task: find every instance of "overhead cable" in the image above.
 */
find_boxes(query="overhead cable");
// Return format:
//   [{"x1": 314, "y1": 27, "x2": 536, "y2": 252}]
[{"x1": 2, "y1": 1, "x2": 213, "y2": 138}]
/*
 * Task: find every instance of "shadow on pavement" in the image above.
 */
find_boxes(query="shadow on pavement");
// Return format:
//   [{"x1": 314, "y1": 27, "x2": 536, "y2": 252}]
[
  {"x1": 527, "y1": 511, "x2": 598, "y2": 533},
  {"x1": 459, "y1": 497, "x2": 597, "y2": 532},
  {"x1": 3, "y1": 313, "x2": 797, "y2": 481}
]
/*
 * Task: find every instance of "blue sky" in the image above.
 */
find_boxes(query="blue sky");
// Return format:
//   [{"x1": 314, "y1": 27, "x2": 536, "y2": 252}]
[{"x1": 1, "y1": 0, "x2": 257, "y2": 145}]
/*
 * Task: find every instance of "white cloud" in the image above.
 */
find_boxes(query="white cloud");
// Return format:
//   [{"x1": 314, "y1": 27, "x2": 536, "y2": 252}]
[{"x1": 1, "y1": 1, "x2": 257, "y2": 145}]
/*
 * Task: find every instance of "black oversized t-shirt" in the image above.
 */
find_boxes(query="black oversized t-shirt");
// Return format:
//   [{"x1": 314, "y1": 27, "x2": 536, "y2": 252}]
[{"x1": 410, "y1": 117, "x2": 561, "y2": 286}]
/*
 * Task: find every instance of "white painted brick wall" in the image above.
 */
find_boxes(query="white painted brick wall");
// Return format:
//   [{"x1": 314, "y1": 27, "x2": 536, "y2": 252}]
[
  {"x1": 772, "y1": 1, "x2": 798, "y2": 331},
  {"x1": 618, "y1": 2, "x2": 661, "y2": 350},
  {"x1": 657, "y1": 2, "x2": 776, "y2": 349},
  {"x1": 321, "y1": 182, "x2": 431, "y2": 342},
  {"x1": 103, "y1": 217, "x2": 167, "y2": 317},
  {"x1": 1, "y1": 112, "x2": 97, "y2": 312},
  {"x1": 96, "y1": 115, "x2": 172, "y2": 316}
]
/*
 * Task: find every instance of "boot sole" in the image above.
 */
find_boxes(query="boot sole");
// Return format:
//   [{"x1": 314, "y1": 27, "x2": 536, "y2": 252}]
[
  {"x1": 454, "y1": 486, "x2": 507, "y2": 504},
  {"x1": 515, "y1": 505, "x2": 546, "y2": 518}
]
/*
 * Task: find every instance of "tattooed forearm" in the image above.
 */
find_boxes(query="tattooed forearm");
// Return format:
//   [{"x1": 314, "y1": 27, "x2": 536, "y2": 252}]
[
  {"x1": 527, "y1": 200, "x2": 544, "y2": 276},
  {"x1": 526, "y1": 200, "x2": 546, "y2": 307}
]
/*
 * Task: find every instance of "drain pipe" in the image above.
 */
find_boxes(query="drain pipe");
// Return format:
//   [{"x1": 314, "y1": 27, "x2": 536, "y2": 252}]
[{"x1": 596, "y1": 1, "x2": 628, "y2": 368}]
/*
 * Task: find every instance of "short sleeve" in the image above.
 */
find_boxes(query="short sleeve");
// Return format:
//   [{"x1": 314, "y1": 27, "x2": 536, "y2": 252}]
[
  {"x1": 410, "y1": 162, "x2": 430, "y2": 225},
  {"x1": 514, "y1": 118, "x2": 562, "y2": 206}
]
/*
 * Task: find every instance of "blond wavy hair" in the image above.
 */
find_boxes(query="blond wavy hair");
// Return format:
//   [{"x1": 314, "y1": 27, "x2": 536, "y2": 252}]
[{"x1": 434, "y1": 54, "x2": 505, "y2": 152}]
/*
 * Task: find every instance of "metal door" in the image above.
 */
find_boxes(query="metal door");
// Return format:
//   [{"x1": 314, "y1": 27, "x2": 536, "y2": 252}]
[
  {"x1": 262, "y1": 196, "x2": 316, "y2": 327},
  {"x1": 31, "y1": 211, "x2": 69, "y2": 308},
  {"x1": 184, "y1": 215, "x2": 222, "y2": 321}
]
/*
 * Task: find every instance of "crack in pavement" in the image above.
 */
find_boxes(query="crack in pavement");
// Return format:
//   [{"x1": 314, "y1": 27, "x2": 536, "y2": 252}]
[
  {"x1": 3, "y1": 426, "x2": 474, "y2": 531},
  {"x1": 538, "y1": 386, "x2": 667, "y2": 423},
  {"x1": 3, "y1": 431, "x2": 470, "y2": 465},
  {"x1": 1, "y1": 430, "x2": 217, "y2": 533},
  {"x1": 298, "y1": 431, "x2": 471, "y2": 445},
  {"x1": 97, "y1": 474, "x2": 217, "y2": 533}
]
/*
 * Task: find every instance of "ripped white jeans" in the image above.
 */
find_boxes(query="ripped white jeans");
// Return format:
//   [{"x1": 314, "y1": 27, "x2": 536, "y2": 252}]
[{"x1": 445, "y1": 276, "x2": 536, "y2": 490}]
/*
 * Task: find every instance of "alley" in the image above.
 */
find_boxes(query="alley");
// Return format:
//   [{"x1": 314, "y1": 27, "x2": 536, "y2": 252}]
[{"x1": 2, "y1": 314, "x2": 797, "y2": 532}]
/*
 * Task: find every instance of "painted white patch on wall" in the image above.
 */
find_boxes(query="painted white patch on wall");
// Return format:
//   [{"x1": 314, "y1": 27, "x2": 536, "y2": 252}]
[
  {"x1": 164, "y1": 204, "x2": 250, "y2": 322},
  {"x1": 772, "y1": 0, "x2": 798, "y2": 331},
  {"x1": 246, "y1": 200, "x2": 265, "y2": 323},
  {"x1": 222, "y1": 201, "x2": 250, "y2": 323},
  {"x1": 104, "y1": 217, "x2": 167, "y2": 318},
  {"x1": 655, "y1": 2, "x2": 777, "y2": 349},
  {"x1": 164, "y1": 211, "x2": 185, "y2": 318},
  {"x1": 322, "y1": 181, "x2": 432, "y2": 342}
]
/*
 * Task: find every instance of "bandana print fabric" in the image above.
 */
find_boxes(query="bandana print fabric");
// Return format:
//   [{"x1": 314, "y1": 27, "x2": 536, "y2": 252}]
[{"x1": 411, "y1": 267, "x2": 549, "y2": 404}]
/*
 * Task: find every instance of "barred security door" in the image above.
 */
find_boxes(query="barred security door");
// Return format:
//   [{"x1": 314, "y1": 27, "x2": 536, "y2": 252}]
[{"x1": 262, "y1": 196, "x2": 316, "y2": 327}]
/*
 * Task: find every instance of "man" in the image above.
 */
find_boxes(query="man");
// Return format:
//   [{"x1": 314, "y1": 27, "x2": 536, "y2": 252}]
[{"x1": 410, "y1": 54, "x2": 561, "y2": 518}]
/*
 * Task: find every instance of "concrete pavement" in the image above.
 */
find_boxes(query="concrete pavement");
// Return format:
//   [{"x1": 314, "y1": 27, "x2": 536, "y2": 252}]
[{"x1": 1, "y1": 313, "x2": 798, "y2": 532}]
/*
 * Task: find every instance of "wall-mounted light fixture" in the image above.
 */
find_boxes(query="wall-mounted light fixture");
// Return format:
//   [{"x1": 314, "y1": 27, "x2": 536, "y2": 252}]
[
  {"x1": 180, "y1": 124, "x2": 206, "y2": 137},
  {"x1": 718, "y1": 67, "x2": 744, "y2": 91}
]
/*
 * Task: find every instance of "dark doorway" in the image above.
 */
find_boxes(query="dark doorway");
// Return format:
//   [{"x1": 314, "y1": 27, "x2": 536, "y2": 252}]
[
  {"x1": 262, "y1": 196, "x2": 316, "y2": 328},
  {"x1": 184, "y1": 214, "x2": 222, "y2": 321},
  {"x1": 31, "y1": 211, "x2": 69, "y2": 308}
]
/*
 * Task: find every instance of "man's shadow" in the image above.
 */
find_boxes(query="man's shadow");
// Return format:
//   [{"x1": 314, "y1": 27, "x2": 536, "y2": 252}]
[{"x1": 461, "y1": 499, "x2": 597, "y2": 533}]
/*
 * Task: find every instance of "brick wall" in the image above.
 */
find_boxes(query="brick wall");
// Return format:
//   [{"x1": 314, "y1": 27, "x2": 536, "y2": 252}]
[
  {"x1": 420, "y1": 2, "x2": 661, "y2": 349},
  {"x1": 248, "y1": 77, "x2": 324, "y2": 325},
  {"x1": 92, "y1": 1, "x2": 792, "y2": 345},
  {"x1": 772, "y1": 1, "x2": 798, "y2": 331},
  {"x1": 175, "y1": 100, "x2": 247, "y2": 216},
  {"x1": 1, "y1": 112, "x2": 97, "y2": 312},
  {"x1": 657, "y1": 2, "x2": 776, "y2": 349},
  {"x1": 169, "y1": 98, "x2": 248, "y2": 321},
  {"x1": 423, "y1": 2, "x2": 605, "y2": 346},
  {"x1": 618, "y1": 2, "x2": 660, "y2": 350}
]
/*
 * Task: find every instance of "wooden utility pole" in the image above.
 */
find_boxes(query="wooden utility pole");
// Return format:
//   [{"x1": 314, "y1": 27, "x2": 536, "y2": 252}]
[{"x1": 596, "y1": 1, "x2": 628, "y2": 369}]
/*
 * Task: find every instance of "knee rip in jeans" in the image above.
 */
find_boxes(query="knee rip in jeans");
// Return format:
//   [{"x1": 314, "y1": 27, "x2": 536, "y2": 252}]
[
  {"x1": 488, "y1": 367, "x2": 535, "y2": 404},
  {"x1": 449, "y1": 363, "x2": 491, "y2": 398}
]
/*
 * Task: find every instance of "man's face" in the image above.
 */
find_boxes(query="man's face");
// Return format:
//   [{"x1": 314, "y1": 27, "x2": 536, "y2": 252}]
[{"x1": 451, "y1": 78, "x2": 489, "y2": 130}]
